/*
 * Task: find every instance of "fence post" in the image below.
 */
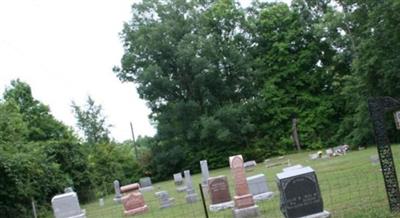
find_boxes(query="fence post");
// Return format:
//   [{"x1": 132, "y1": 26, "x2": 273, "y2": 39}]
[
  {"x1": 31, "y1": 198, "x2": 37, "y2": 218},
  {"x1": 198, "y1": 183, "x2": 209, "y2": 218}
]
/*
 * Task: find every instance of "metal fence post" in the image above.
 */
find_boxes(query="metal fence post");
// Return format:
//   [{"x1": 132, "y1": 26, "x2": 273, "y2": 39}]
[{"x1": 198, "y1": 183, "x2": 209, "y2": 218}]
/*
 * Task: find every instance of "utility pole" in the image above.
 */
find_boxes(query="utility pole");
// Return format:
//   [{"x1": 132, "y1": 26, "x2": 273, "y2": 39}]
[
  {"x1": 130, "y1": 122, "x2": 138, "y2": 160},
  {"x1": 292, "y1": 115, "x2": 301, "y2": 152}
]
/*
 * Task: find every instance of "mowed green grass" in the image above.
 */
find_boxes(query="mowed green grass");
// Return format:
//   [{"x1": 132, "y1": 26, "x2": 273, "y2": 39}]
[{"x1": 82, "y1": 145, "x2": 400, "y2": 218}]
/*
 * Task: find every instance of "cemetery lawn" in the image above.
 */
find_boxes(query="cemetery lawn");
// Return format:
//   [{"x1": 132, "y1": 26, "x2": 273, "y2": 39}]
[{"x1": 80, "y1": 145, "x2": 400, "y2": 218}]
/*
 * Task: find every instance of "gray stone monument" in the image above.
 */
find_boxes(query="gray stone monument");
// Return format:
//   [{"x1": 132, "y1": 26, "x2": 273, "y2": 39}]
[
  {"x1": 184, "y1": 170, "x2": 198, "y2": 203},
  {"x1": 155, "y1": 191, "x2": 175, "y2": 208},
  {"x1": 243, "y1": 160, "x2": 257, "y2": 171},
  {"x1": 51, "y1": 192, "x2": 86, "y2": 218},
  {"x1": 113, "y1": 180, "x2": 122, "y2": 203},
  {"x1": 139, "y1": 177, "x2": 154, "y2": 192},
  {"x1": 200, "y1": 160, "x2": 210, "y2": 187},
  {"x1": 99, "y1": 198, "x2": 104, "y2": 207},
  {"x1": 174, "y1": 172, "x2": 186, "y2": 192},
  {"x1": 246, "y1": 174, "x2": 274, "y2": 202},
  {"x1": 370, "y1": 155, "x2": 380, "y2": 165},
  {"x1": 277, "y1": 166, "x2": 330, "y2": 218},
  {"x1": 64, "y1": 187, "x2": 73, "y2": 193}
]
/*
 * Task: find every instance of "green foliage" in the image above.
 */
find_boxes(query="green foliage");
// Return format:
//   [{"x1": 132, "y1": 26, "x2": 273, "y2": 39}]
[
  {"x1": 72, "y1": 96, "x2": 111, "y2": 145},
  {"x1": 115, "y1": 0, "x2": 399, "y2": 181},
  {"x1": 0, "y1": 81, "x2": 142, "y2": 217},
  {"x1": 4, "y1": 79, "x2": 73, "y2": 141}
]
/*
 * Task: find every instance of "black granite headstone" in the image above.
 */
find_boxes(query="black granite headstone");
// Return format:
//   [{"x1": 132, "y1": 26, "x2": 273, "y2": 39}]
[{"x1": 277, "y1": 167, "x2": 324, "y2": 218}]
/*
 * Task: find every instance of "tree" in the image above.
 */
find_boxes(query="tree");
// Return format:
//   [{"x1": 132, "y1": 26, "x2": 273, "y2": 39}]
[
  {"x1": 3, "y1": 79, "x2": 73, "y2": 141},
  {"x1": 71, "y1": 96, "x2": 111, "y2": 145}
]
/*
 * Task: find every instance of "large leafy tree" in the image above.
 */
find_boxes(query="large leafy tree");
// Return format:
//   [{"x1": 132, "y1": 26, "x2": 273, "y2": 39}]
[
  {"x1": 3, "y1": 79, "x2": 73, "y2": 141},
  {"x1": 115, "y1": 0, "x2": 258, "y2": 177},
  {"x1": 248, "y1": 1, "x2": 351, "y2": 149},
  {"x1": 333, "y1": 0, "x2": 400, "y2": 145}
]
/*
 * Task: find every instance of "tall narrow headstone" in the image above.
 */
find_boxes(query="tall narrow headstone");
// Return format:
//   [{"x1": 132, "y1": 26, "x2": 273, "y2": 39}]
[
  {"x1": 184, "y1": 170, "x2": 198, "y2": 203},
  {"x1": 51, "y1": 192, "x2": 86, "y2": 218},
  {"x1": 200, "y1": 160, "x2": 210, "y2": 186},
  {"x1": 229, "y1": 155, "x2": 260, "y2": 218},
  {"x1": 113, "y1": 180, "x2": 122, "y2": 203},
  {"x1": 277, "y1": 166, "x2": 330, "y2": 218},
  {"x1": 208, "y1": 175, "x2": 234, "y2": 211}
]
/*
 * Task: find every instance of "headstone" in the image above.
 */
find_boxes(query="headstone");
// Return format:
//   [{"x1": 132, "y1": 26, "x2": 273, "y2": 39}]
[
  {"x1": 155, "y1": 191, "x2": 175, "y2": 208},
  {"x1": 139, "y1": 177, "x2": 154, "y2": 192},
  {"x1": 200, "y1": 160, "x2": 210, "y2": 186},
  {"x1": 229, "y1": 155, "x2": 260, "y2": 218},
  {"x1": 208, "y1": 176, "x2": 234, "y2": 211},
  {"x1": 370, "y1": 155, "x2": 380, "y2": 165},
  {"x1": 309, "y1": 153, "x2": 319, "y2": 160},
  {"x1": 99, "y1": 198, "x2": 104, "y2": 207},
  {"x1": 394, "y1": 111, "x2": 400, "y2": 130},
  {"x1": 64, "y1": 187, "x2": 73, "y2": 193},
  {"x1": 121, "y1": 183, "x2": 140, "y2": 194},
  {"x1": 333, "y1": 145, "x2": 349, "y2": 155},
  {"x1": 174, "y1": 172, "x2": 186, "y2": 192},
  {"x1": 277, "y1": 166, "x2": 330, "y2": 218},
  {"x1": 184, "y1": 170, "x2": 198, "y2": 203},
  {"x1": 244, "y1": 160, "x2": 257, "y2": 171},
  {"x1": 51, "y1": 192, "x2": 86, "y2": 218},
  {"x1": 325, "y1": 148, "x2": 334, "y2": 157},
  {"x1": 121, "y1": 192, "x2": 149, "y2": 216},
  {"x1": 246, "y1": 174, "x2": 274, "y2": 202},
  {"x1": 113, "y1": 180, "x2": 122, "y2": 203}
]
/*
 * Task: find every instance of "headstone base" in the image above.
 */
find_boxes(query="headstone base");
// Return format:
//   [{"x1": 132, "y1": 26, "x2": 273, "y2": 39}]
[
  {"x1": 253, "y1": 192, "x2": 274, "y2": 202},
  {"x1": 185, "y1": 193, "x2": 198, "y2": 203},
  {"x1": 201, "y1": 184, "x2": 208, "y2": 196},
  {"x1": 139, "y1": 186, "x2": 154, "y2": 192},
  {"x1": 124, "y1": 205, "x2": 149, "y2": 216},
  {"x1": 176, "y1": 186, "x2": 187, "y2": 192},
  {"x1": 113, "y1": 196, "x2": 122, "y2": 204},
  {"x1": 234, "y1": 194, "x2": 255, "y2": 209},
  {"x1": 63, "y1": 213, "x2": 85, "y2": 218},
  {"x1": 209, "y1": 201, "x2": 234, "y2": 212},
  {"x1": 232, "y1": 205, "x2": 260, "y2": 218},
  {"x1": 160, "y1": 198, "x2": 175, "y2": 209},
  {"x1": 300, "y1": 210, "x2": 331, "y2": 218}
]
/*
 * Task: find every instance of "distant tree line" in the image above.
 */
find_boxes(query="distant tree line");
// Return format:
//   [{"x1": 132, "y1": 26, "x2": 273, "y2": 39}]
[{"x1": 114, "y1": 0, "x2": 400, "y2": 179}]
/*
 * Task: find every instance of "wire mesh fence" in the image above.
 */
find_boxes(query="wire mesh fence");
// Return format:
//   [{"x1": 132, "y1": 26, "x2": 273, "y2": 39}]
[{"x1": 82, "y1": 153, "x2": 400, "y2": 218}]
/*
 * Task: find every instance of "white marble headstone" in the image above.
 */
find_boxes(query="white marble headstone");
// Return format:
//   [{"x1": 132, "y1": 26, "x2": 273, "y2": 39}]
[{"x1": 51, "y1": 192, "x2": 85, "y2": 218}]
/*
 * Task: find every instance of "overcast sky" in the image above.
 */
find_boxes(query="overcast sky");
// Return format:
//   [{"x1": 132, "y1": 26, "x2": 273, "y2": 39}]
[{"x1": 0, "y1": 0, "x2": 287, "y2": 142}]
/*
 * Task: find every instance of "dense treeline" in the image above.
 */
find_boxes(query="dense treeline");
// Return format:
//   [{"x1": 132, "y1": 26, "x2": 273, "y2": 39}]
[
  {"x1": 0, "y1": 80, "x2": 147, "y2": 217},
  {"x1": 115, "y1": 0, "x2": 400, "y2": 179}
]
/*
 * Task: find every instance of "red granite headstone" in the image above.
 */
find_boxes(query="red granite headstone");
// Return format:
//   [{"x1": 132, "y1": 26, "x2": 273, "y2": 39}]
[
  {"x1": 122, "y1": 192, "x2": 148, "y2": 216},
  {"x1": 229, "y1": 155, "x2": 255, "y2": 209},
  {"x1": 208, "y1": 176, "x2": 231, "y2": 204}
]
